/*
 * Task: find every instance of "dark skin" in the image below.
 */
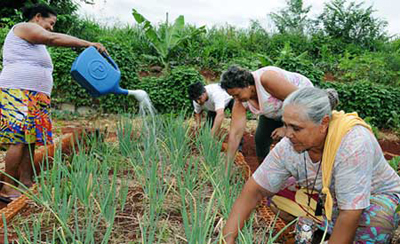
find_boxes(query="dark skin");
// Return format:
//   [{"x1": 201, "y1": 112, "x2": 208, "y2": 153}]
[
  {"x1": 222, "y1": 104, "x2": 363, "y2": 244},
  {"x1": 0, "y1": 13, "x2": 107, "y2": 197},
  {"x1": 15, "y1": 13, "x2": 106, "y2": 52},
  {"x1": 194, "y1": 92, "x2": 225, "y2": 136},
  {"x1": 225, "y1": 70, "x2": 298, "y2": 166}
]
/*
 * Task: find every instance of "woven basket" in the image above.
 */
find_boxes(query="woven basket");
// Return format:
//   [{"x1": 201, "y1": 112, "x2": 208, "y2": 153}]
[{"x1": 0, "y1": 194, "x2": 28, "y2": 228}]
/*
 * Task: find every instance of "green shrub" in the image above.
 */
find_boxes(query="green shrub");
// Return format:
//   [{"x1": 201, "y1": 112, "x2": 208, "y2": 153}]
[
  {"x1": 266, "y1": 33, "x2": 313, "y2": 58},
  {"x1": 337, "y1": 52, "x2": 399, "y2": 86},
  {"x1": 173, "y1": 22, "x2": 270, "y2": 70},
  {"x1": 49, "y1": 47, "x2": 90, "y2": 106},
  {"x1": 267, "y1": 43, "x2": 325, "y2": 85},
  {"x1": 221, "y1": 54, "x2": 262, "y2": 71},
  {"x1": 199, "y1": 26, "x2": 247, "y2": 69},
  {"x1": 0, "y1": 27, "x2": 9, "y2": 70},
  {"x1": 98, "y1": 40, "x2": 140, "y2": 86},
  {"x1": 50, "y1": 43, "x2": 141, "y2": 113},
  {"x1": 320, "y1": 81, "x2": 400, "y2": 129},
  {"x1": 132, "y1": 9, "x2": 206, "y2": 71},
  {"x1": 388, "y1": 156, "x2": 400, "y2": 173},
  {"x1": 238, "y1": 20, "x2": 270, "y2": 54},
  {"x1": 309, "y1": 33, "x2": 341, "y2": 73},
  {"x1": 317, "y1": 0, "x2": 388, "y2": 51},
  {"x1": 137, "y1": 66, "x2": 204, "y2": 113},
  {"x1": 392, "y1": 37, "x2": 400, "y2": 51}
]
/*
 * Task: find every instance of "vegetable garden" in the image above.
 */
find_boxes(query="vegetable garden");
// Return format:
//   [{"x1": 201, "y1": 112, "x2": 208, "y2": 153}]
[{"x1": 0, "y1": 0, "x2": 399, "y2": 243}]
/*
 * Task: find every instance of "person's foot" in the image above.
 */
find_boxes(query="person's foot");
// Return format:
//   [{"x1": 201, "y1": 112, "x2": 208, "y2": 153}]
[
  {"x1": 0, "y1": 185, "x2": 22, "y2": 201},
  {"x1": 19, "y1": 179, "x2": 33, "y2": 189}
]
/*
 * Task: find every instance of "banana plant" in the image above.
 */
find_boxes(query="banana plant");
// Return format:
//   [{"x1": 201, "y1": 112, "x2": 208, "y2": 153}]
[{"x1": 132, "y1": 9, "x2": 206, "y2": 71}]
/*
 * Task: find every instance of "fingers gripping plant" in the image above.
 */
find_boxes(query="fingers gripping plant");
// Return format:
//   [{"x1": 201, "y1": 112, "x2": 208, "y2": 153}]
[{"x1": 132, "y1": 9, "x2": 206, "y2": 71}]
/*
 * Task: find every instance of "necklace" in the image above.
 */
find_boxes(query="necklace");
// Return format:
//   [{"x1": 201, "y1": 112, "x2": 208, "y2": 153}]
[{"x1": 303, "y1": 152, "x2": 323, "y2": 216}]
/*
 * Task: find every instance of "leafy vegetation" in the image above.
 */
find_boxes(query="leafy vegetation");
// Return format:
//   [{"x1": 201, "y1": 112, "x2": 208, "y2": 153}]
[
  {"x1": 317, "y1": 0, "x2": 388, "y2": 51},
  {"x1": 137, "y1": 66, "x2": 204, "y2": 113},
  {"x1": 320, "y1": 81, "x2": 400, "y2": 129},
  {"x1": 337, "y1": 52, "x2": 400, "y2": 86},
  {"x1": 388, "y1": 156, "x2": 400, "y2": 172},
  {"x1": 269, "y1": 0, "x2": 311, "y2": 34},
  {"x1": 0, "y1": 0, "x2": 399, "y2": 131},
  {"x1": 132, "y1": 9, "x2": 206, "y2": 71}
]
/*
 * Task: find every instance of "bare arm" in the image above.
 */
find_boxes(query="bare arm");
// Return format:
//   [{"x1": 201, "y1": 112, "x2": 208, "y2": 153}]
[
  {"x1": 222, "y1": 177, "x2": 274, "y2": 244},
  {"x1": 328, "y1": 209, "x2": 363, "y2": 244},
  {"x1": 14, "y1": 23, "x2": 106, "y2": 52},
  {"x1": 194, "y1": 112, "x2": 202, "y2": 128},
  {"x1": 260, "y1": 70, "x2": 298, "y2": 100},
  {"x1": 226, "y1": 100, "x2": 247, "y2": 169},
  {"x1": 211, "y1": 108, "x2": 225, "y2": 136}
]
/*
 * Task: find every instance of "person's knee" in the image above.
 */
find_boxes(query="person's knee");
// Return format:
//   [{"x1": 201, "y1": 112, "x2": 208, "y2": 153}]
[
  {"x1": 8, "y1": 144, "x2": 24, "y2": 151},
  {"x1": 6, "y1": 144, "x2": 25, "y2": 159},
  {"x1": 355, "y1": 195, "x2": 399, "y2": 242}
]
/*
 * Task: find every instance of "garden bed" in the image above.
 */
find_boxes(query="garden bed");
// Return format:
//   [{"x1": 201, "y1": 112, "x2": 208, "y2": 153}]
[
  {"x1": 0, "y1": 116, "x2": 268, "y2": 243},
  {"x1": 0, "y1": 116, "x2": 398, "y2": 243}
]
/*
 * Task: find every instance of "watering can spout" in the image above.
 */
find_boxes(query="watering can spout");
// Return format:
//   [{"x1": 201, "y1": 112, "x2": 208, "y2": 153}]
[{"x1": 128, "y1": 89, "x2": 149, "y2": 103}]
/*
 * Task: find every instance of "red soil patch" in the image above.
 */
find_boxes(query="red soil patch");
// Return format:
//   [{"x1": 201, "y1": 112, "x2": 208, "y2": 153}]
[
  {"x1": 323, "y1": 72, "x2": 336, "y2": 82},
  {"x1": 200, "y1": 69, "x2": 220, "y2": 82},
  {"x1": 379, "y1": 139, "x2": 400, "y2": 160},
  {"x1": 241, "y1": 133, "x2": 259, "y2": 173},
  {"x1": 138, "y1": 66, "x2": 164, "y2": 78}
]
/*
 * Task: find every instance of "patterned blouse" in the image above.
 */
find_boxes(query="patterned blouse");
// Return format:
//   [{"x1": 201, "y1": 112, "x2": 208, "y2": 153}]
[{"x1": 253, "y1": 125, "x2": 400, "y2": 211}]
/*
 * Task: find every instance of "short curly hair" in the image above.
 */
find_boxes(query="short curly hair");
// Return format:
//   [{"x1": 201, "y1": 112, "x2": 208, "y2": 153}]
[
  {"x1": 22, "y1": 3, "x2": 57, "y2": 21},
  {"x1": 220, "y1": 66, "x2": 254, "y2": 90},
  {"x1": 187, "y1": 82, "x2": 206, "y2": 100}
]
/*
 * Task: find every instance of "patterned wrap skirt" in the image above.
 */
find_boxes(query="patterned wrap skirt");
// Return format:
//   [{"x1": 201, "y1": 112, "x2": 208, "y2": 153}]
[
  {"x1": 272, "y1": 180, "x2": 400, "y2": 243},
  {"x1": 0, "y1": 88, "x2": 53, "y2": 145}
]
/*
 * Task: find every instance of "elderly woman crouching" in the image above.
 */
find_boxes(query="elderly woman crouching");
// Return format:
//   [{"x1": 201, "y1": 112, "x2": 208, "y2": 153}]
[{"x1": 222, "y1": 87, "x2": 400, "y2": 244}]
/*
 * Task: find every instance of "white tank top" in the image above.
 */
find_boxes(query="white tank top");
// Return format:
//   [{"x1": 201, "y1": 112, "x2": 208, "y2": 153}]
[
  {"x1": 0, "y1": 23, "x2": 53, "y2": 95},
  {"x1": 246, "y1": 66, "x2": 313, "y2": 119}
]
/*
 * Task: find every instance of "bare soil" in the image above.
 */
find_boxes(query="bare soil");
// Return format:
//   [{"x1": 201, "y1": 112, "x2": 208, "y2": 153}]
[{"x1": 200, "y1": 69, "x2": 220, "y2": 83}]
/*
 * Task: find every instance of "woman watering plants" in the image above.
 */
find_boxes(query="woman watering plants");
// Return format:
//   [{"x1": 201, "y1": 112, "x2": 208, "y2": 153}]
[
  {"x1": 222, "y1": 87, "x2": 400, "y2": 244},
  {"x1": 220, "y1": 65, "x2": 313, "y2": 167},
  {"x1": 0, "y1": 3, "x2": 106, "y2": 200}
]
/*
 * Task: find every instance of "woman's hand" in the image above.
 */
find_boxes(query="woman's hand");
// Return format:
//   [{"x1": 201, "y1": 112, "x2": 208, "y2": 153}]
[
  {"x1": 222, "y1": 177, "x2": 274, "y2": 243},
  {"x1": 328, "y1": 209, "x2": 362, "y2": 243},
  {"x1": 226, "y1": 100, "x2": 247, "y2": 173},
  {"x1": 271, "y1": 126, "x2": 286, "y2": 140},
  {"x1": 89, "y1": 42, "x2": 108, "y2": 54}
]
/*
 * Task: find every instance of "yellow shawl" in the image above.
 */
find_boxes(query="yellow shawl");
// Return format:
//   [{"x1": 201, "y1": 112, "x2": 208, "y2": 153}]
[{"x1": 321, "y1": 110, "x2": 372, "y2": 220}]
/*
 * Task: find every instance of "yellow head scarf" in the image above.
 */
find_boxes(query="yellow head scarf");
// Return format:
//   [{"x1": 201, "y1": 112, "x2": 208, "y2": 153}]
[{"x1": 321, "y1": 110, "x2": 372, "y2": 220}]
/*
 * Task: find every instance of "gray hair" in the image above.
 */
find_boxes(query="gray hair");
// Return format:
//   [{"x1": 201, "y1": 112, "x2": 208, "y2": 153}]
[{"x1": 283, "y1": 87, "x2": 339, "y2": 124}]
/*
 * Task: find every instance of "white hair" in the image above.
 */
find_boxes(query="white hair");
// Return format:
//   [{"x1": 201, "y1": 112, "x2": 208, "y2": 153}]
[{"x1": 283, "y1": 87, "x2": 339, "y2": 124}]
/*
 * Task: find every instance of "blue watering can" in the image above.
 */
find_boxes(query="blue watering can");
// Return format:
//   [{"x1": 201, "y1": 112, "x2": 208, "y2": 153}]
[{"x1": 70, "y1": 46, "x2": 148, "y2": 102}]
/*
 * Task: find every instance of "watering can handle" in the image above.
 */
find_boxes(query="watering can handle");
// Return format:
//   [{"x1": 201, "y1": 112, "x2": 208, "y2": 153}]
[{"x1": 101, "y1": 52, "x2": 120, "y2": 72}]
